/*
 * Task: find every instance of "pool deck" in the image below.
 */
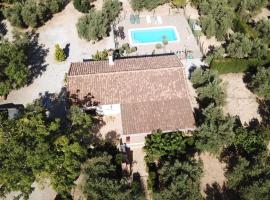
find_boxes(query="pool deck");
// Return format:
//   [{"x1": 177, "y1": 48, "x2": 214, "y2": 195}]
[{"x1": 116, "y1": 13, "x2": 202, "y2": 59}]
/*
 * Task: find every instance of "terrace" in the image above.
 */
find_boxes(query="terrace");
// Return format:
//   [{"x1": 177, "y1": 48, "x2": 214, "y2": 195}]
[{"x1": 114, "y1": 13, "x2": 202, "y2": 59}]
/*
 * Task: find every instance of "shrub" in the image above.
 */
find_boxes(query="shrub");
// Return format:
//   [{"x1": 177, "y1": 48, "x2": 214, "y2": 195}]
[
  {"x1": 54, "y1": 44, "x2": 66, "y2": 62},
  {"x1": 92, "y1": 49, "x2": 109, "y2": 60},
  {"x1": 155, "y1": 43, "x2": 162, "y2": 49},
  {"x1": 73, "y1": 0, "x2": 92, "y2": 13}
]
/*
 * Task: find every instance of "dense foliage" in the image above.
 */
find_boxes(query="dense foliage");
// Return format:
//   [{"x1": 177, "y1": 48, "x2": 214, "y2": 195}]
[
  {"x1": 4, "y1": 0, "x2": 69, "y2": 28},
  {"x1": 144, "y1": 131, "x2": 203, "y2": 200},
  {"x1": 0, "y1": 40, "x2": 29, "y2": 96},
  {"x1": 249, "y1": 65, "x2": 270, "y2": 100},
  {"x1": 82, "y1": 148, "x2": 145, "y2": 200},
  {"x1": 225, "y1": 33, "x2": 267, "y2": 59},
  {"x1": 190, "y1": 68, "x2": 226, "y2": 106},
  {"x1": 77, "y1": 0, "x2": 122, "y2": 41},
  {"x1": 73, "y1": 0, "x2": 92, "y2": 13},
  {"x1": 192, "y1": 0, "x2": 268, "y2": 40},
  {"x1": 0, "y1": 102, "x2": 92, "y2": 199}
]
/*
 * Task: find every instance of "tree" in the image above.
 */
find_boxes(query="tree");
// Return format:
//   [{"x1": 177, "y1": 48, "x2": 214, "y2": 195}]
[
  {"x1": 77, "y1": 10, "x2": 107, "y2": 41},
  {"x1": 0, "y1": 102, "x2": 93, "y2": 198},
  {"x1": 191, "y1": 68, "x2": 226, "y2": 106},
  {"x1": 0, "y1": 41, "x2": 29, "y2": 96},
  {"x1": 198, "y1": 0, "x2": 234, "y2": 40},
  {"x1": 195, "y1": 104, "x2": 236, "y2": 154},
  {"x1": 226, "y1": 33, "x2": 253, "y2": 58},
  {"x1": 4, "y1": 0, "x2": 68, "y2": 28},
  {"x1": 155, "y1": 159, "x2": 203, "y2": 200},
  {"x1": 131, "y1": 0, "x2": 168, "y2": 11},
  {"x1": 144, "y1": 130, "x2": 195, "y2": 162},
  {"x1": 256, "y1": 19, "x2": 270, "y2": 46},
  {"x1": 249, "y1": 66, "x2": 270, "y2": 100},
  {"x1": 102, "y1": 0, "x2": 122, "y2": 24},
  {"x1": 4, "y1": 2, "x2": 24, "y2": 27},
  {"x1": 54, "y1": 44, "x2": 66, "y2": 62},
  {"x1": 73, "y1": 0, "x2": 92, "y2": 13}
]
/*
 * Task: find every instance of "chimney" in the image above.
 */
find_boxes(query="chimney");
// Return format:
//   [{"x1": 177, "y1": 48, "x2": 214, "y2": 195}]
[{"x1": 108, "y1": 50, "x2": 114, "y2": 65}]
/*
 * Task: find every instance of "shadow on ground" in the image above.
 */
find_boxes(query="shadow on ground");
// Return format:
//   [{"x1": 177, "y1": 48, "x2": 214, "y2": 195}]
[
  {"x1": 205, "y1": 182, "x2": 239, "y2": 200},
  {"x1": 39, "y1": 87, "x2": 67, "y2": 120},
  {"x1": 25, "y1": 32, "x2": 49, "y2": 84}
]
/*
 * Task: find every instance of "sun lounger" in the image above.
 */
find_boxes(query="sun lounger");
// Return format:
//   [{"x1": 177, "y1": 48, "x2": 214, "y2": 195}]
[
  {"x1": 146, "y1": 15, "x2": 151, "y2": 24},
  {"x1": 135, "y1": 14, "x2": 140, "y2": 24},
  {"x1": 130, "y1": 14, "x2": 135, "y2": 24},
  {"x1": 157, "y1": 16, "x2": 163, "y2": 24}
]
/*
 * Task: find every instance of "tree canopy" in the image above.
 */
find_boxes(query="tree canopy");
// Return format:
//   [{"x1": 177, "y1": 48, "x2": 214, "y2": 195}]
[
  {"x1": 0, "y1": 40, "x2": 29, "y2": 96},
  {"x1": 76, "y1": 0, "x2": 122, "y2": 41},
  {"x1": 0, "y1": 101, "x2": 92, "y2": 199}
]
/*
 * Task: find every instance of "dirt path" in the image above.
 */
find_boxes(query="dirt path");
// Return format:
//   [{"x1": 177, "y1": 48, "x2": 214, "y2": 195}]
[
  {"x1": 200, "y1": 152, "x2": 226, "y2": 197},
  {"x1": 132, "y1": 147, "x2": 152, "y2": 200},
  {"x1": 221, "y1": 73, "x2": 261, "y2": 124}
]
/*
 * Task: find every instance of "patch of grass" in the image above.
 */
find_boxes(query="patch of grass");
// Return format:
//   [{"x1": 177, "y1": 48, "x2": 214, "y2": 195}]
[{"x1": 211, "y1": 56, "x2": 270, "y2": 74}]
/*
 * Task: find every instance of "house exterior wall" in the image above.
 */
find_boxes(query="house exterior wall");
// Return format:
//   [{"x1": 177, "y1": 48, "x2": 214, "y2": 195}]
[{"x1": 121, "y1": 132, "x2": 152, "y2": 147}]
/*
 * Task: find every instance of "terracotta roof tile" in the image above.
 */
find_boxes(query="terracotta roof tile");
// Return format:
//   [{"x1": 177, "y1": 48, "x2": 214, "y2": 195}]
[
  {"x1": 67, "y1": 55, "x2": 195, "y2": 134},
  {"x1": 68, "y1": 54, "x2": 181, "y2": 76}
]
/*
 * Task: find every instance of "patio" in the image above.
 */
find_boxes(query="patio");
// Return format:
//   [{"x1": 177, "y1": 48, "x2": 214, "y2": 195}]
[{"x1": 115, "y1": 13, "x2": 202, "y2": 59}]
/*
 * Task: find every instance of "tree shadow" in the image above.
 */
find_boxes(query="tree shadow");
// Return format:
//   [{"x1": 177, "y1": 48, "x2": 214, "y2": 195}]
[
  {"x1": 105, "y1": 130, "x2": 120, "y2": 144},
  {"x1": 63, "y1": 43, "x2": 70, "y2": 59},
  {"x1": 25, "y1": 32, "x2": 49, "y2": 84},
  {"x1": 205, "y1": 182, "x2": 240, "y2": 200},
  {"x1": 258, "y1": 99, "x2": 270, "y2": 126},
  {"x1": 39, "y1": 87, "x2": 68, "y2": 120},
  {"x1": 0, "y1": 21, "x2": 7, "y2": 36}
]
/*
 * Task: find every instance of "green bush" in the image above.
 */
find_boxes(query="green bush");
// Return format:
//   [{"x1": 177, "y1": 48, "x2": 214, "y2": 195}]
[
  {"x1": 73, "y1": 0, "x2": 92, "y2": 13},
  {"x1": 54, "y1": 44, "x2": 66, "y2": 62},
  {"x1": 155, "y1": 43, "x2": 162, "y2": 49},
  {"x1": 211, "y1": 56, "x2": 270, "y2": 74},
  {"x1": 92, "y1": 49, "x2": 109, "y2": 60}
]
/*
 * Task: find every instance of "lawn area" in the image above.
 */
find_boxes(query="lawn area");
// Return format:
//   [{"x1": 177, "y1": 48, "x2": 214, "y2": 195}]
[{"x1": 211, "y1": 55, "x2": 270, "y2": 74}]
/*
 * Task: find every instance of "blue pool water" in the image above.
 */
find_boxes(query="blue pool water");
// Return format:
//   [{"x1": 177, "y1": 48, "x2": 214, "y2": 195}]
[{"x1": 130, "y1": 27, "x2": 179, "y2": 44}]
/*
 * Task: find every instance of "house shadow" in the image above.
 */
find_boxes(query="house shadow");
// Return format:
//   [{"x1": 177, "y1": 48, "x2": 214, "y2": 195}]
[
  {"x1": 204, "y1": 182, "x2": 239, "y2": 200},
  {"x1": 25, "y1": 31, "x2": 49, "y2": 84}
]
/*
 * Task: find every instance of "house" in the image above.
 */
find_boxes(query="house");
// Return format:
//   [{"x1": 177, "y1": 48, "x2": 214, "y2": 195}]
[{"x1": 67, "y1": 54, "x2": 195, "y2": 147}]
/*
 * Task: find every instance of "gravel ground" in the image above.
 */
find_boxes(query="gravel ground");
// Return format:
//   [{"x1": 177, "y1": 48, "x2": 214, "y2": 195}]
[{"x1": 221, "y1": 73, "x2": 261, "y2": 124}]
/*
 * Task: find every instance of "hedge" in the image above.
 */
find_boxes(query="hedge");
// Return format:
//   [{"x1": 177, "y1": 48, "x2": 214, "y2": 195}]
[{"x1": 211, "y1": 56, "x2": 270, "y2": 74}]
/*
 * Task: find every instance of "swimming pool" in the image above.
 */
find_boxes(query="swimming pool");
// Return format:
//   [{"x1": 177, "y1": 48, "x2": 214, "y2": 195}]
[{"x1": 129, "y1": 26, "x2": 180, "y2": 45}]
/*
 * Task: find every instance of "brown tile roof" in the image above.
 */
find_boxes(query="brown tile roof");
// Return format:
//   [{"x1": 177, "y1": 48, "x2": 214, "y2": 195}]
[
  {"x1": 67, "y1": 54, "x2": 195, "y2": 134},
  {"x1": 68, "y1": 55, "x2": 181, "y2": 76}
]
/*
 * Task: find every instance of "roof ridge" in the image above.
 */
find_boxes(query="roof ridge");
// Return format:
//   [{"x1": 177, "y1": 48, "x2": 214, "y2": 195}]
[{"x1": 67, "y1": 65, "x2": 182, "y2": 77}]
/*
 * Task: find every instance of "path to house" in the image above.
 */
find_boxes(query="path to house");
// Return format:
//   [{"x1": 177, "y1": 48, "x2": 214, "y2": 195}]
[
  {"x1": 132, "y1": 147, "x2": 152, "y2": 200},
  {"x1": 199, "y1": 152, "x2": 226, "y2": 197},
  {"x1": 221, "y1": 73, "x2": 261, "y2": 124},
  {"x1": 0, "y1": 2, "x2": 114, "y2": 106}
]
